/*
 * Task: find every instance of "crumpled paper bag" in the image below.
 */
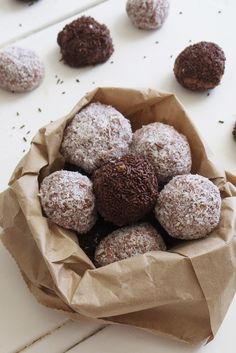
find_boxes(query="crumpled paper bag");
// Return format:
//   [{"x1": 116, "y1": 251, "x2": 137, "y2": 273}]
[{"x1": 0, "y1": 87, "x2": 236, "y2": 345}]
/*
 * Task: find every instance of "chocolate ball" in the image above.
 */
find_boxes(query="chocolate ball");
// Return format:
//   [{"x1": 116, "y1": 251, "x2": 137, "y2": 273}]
[
  {"x1": 131, "y1": 122, "x2": 192, "y2": 184},
  {"x1": 95, "y1": 223, "x2": 166, "y2": 266},
  {"x1": 61, "y1": 102, "x2": 132, "y2": 174},
  {"x1": 93, "y1": 154, "x2": 159, "y2": 226},
  {"x1": 155, "y1": 174, "x2": 221, "y2": 240},
  {"x1": 233, "y1": 122, "x2": 236, "y2": 142},
  {"x1": 0, "y1": 46, "x2": 44, "y2": 93},
  {"x1": 39, "y1": 170, "x2": 97, "y2": 234},
  {"x1": 126, "y1": 0, "x2": 169, "y2": 30},
  {"x1": 174, "y1": 42, "x2": 226, "y2": 91},
  {"x1": 57, "y1": 16, "x2": 114, "y2": 67}
]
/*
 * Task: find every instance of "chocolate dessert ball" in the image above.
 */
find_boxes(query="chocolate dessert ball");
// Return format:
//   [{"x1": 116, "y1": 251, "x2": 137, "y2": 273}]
[
  {"x1": 93, "y1": 154, "x2": 159, "y2": 226},
  {"x1": 95, "y1": 223, "x2": 166, "y2": 266},
  {"x1": 57, "y1": 16, "x2": 114, "y2": 67},
  {"x1": 126, "y1": 0, "x2": 169, "y2": 30},
  {"x1": 0, "y1": 46, "x2": 44, "y2": 93},
  {"x1": 174, "y1": 42, "x2": 226, "y2": 91},
  {"x1": 155, "y1": 174, "x2": 221, "y2": 240},
  {"x1": 131, "y1": 122, "x2": 192, "y2": 184},
  {"x1": 61, "y1": 102, "x2": 132, "y2": 174},
  {"x1": 40, "y1": 170, "x2": 97, "y2": 233}
]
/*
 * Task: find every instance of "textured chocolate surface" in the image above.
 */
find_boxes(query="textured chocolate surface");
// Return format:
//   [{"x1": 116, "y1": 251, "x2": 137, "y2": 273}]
[
  {"x1": 57, "y1": 16, "x2": 114, "y2": 67},
  {"x1": 174, "y1": 41, "x2": 226, "y2": 91},
  {"x1": 93, "y1": 154, "x2": 159, "y2": 226},
  {"x1": 126, "y1": 0, "x2": 169, "y2": 30},
  {"x1": 131, "y1": 122, "x2": 192, "y2": 184},
  {"x1": 0, "y1": 46, "x2": 44, "y2": 93},
  {"x1": 95, "y1": 223, "x2": 166, "y2": 266},
  {"x1": 61, "y1": 102, "x2": 132, "y2": 174},
  {"x1": 40, "y1": 170, "x2": 97, "y2": 233},
  {"x1": 155, "y1": 174, "x2": 221, "y2": 240}
]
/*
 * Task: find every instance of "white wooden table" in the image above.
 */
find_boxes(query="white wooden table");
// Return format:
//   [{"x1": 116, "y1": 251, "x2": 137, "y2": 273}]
[{"x1": 0, "y1": 0, "x2": 235, "y2": 352}]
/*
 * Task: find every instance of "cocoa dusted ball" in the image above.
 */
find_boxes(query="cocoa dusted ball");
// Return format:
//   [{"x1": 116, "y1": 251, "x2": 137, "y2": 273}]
[
  {"x1": 174, "y1": 41, "x2": 226, "y2": 91},
  {"x1": 155, "y1": 174, "x2": 221, "y2": 240},
  {"x1": 126, "y1": 0, "x2": 169, "y2": 30},
  {"x1": 95, "y1": 223, "x2": 166, "y2": 266},
  {"x1": 57, "y1": 16, "x2": 114, "y2": 67},
  {"x1": 61, "y1": 102, "x2": 132, "y2": 174},
  {"x1": 131, "y1": 122, "x2": 192, "y2": 184},
  {"x1": 39, "y1": 170, "x2": 97, "y2": 234},
  {"x1": 93, "y1": 154, "x2": 159, "y2": 226}
]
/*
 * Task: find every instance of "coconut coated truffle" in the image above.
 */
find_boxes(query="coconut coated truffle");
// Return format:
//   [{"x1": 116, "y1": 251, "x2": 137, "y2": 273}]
[
  {"x1": 57, "y1": 16, "x2": 114, "y2": 67},
  {"x1": 0, "y1": 46, "x2": 44, "y2": 93},
  {"x1": 155, "y1": 174, "x2": 221, "y2": 240},
  {"x1": 95, "y1": 223, "x2": 166, "y2": 266},
  {"x1": 174, "y1": 42, "x2": 226, "y2": 91},
  {"x1": 93, "y1": 154, "x2": 159, "y2": 226},
  {"x1": 61, "y1": 102, "x2": 132, "y2": 174},
  {"x1": 126, "y1": 0, "x2": 169, "y2": 30},
  {"x1": 40, "y1": 170, "x2": 97, "y2": 234},
  {"x1": 131, "y1": 122, "x2": 192, "y2": 184}
]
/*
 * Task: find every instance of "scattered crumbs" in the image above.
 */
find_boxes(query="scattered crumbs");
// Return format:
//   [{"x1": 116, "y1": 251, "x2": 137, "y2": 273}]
[
  {"x1": 62, "y1": 91, "x2": 66, "y2": 94},
  {"x1": 92, "y1": 82, "x2": 95, "y2": 85},
  {"x1": 76, "y1": 79, "x2": 80, "y2": 83},
  {"x1": 218, "y1": 10, "x2": 222, "y2": 14},
  {"x1": 55, "y1": 75, "x2": 58, "y2": 78},
  {"x1": 170, "y1": 55, "x2": 173, "y2": 58},
  {"x1": 110, "y1": 61, "x2": 114, "y2": 64},
  {"x1": 189, "y1": 39, "x2": 192, "y2": 43},
  {"x1": 19, "y1": 24, "x2": 22, "y2": 27},
  {"x1": 57, "y1": 78, "x2": 60, "y2": 84},
  {"x1": 155, "y1": 40, "x2": 159, "y2": 44},
  {"x1": 60, "y1": 80, "x2": 64, "y2": 84},
  {"x1": 218, "y1": 120, "x2": 224, "y2": 124},
  {"x1": 179, "y1": 11, "x2": 183, "y2": 15},
  {"x1": 26, "y1": 130, "x2": 31, "y2": 135},
  {"x1": 20, "y1": 124, "x2": 25, "y2": 129},
  {"x1": 59, "y1": 58, "x2": 63, "y2": 62},
  {"x1": 23, "y1": 137, "x2": 27, "y2": 142},
  {"x1": 23, "y1": 149, "x2": 26, "y2": 153},
  {"x1": 16, "y1": 112, "x2": 20, "y2": 116},
  {"x1": 207, "y1": 92, "x2": 210, "y2": 96},
  {"x1": 11, "y1": 91, "x2": 15, "y2": 94},
  {"x1": 38, "y1": 108, "x2": 42, "y2": 112},
  {"x1": 12, "y1": 126, "x2": 15, "y2": 130},
  {"x1": 143, "y1": 56, "x2": 146, "y2": 59},
  {"x1": 50, "y1": 120, "x2": 53, "y2": 123}
]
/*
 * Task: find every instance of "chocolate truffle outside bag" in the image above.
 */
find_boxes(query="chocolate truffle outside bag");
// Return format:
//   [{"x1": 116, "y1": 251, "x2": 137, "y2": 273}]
[{"x1": 0, "y1": 88, "x2": 236, "y2": 345}]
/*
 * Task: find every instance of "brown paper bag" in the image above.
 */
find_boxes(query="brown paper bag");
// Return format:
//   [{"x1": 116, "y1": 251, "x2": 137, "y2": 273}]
[{"x1": 0, "y1": 88, "x2": 235, "y2": 345}]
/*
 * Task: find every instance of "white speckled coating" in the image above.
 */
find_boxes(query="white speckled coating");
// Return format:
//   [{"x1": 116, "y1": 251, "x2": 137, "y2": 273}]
[
  {"x1": 131, "y1": 122, "x2": 192, "y2": 183},
  {"x1": 126, "y1": 0, "x2": 169, "y2": 30},
  {"x1": 61, "y1": 102, "x2": 132, "y2": 174},
  {"x1": 95, "y1": 223, "x2": 166, "y2": 266},
  {"x1": 155, "y1": 174, "x2": 221, "y2": 239},
  {"x1": 39, "y1": 170, "x2": 97, "y2": 233},
  {"x1": 0, "y1": 46, "x2": 44, "y2": 92}
]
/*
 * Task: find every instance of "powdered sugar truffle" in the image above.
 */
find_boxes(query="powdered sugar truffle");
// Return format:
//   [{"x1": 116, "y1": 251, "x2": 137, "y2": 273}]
[
  {"x1": 126, "y1": 0, "x2": 169, "y2": 30},
  {"x1": 61, "y1": 102, "x2": 132, "y2": 173},
  {"x1": 155, "y1": 174, "x2": 221, "y2": 240},
  {"x1": 95, "y1": 223, "x2": 166, "y2": 266},
  {"x1": 131, "y1": 122, "x2": 192, "y2": 183},
  {"x1": 40, "y1": 170, "x2": 97, "y2": 233},
  {"x1": 0, "y1": 46, "x2": 44, "y2": 92}
]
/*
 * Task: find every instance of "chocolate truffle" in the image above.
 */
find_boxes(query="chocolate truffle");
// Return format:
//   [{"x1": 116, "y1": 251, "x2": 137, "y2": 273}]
[
  {"x1": 95, "y1": 223, "x2": 166, "y2": 266},
  {"x1": 131, "y1": 122, "x2": 192, "y2": 184},
  {"x1": 233, "y1": 123, "x2": 236, "y2": 142},
  {"x1": 39, "y1": 170, "x2": 97, "y2": 234},
  {"x1": 61, "y1": 102, "x2": 132, "y2": 174},
  {"x1": 155, "y1": 174, "x2": 221, "y2": 240},
  {"x1": 93, "y1": 154, "x2": 159, "y2": 226},
  {"x1": 57, "y1": 16, "x2": 114, "y2": 67},
  {"x1": 174, "y1": 42, "x2": 226, "y2": 91},
  {"x1": 0, "y1": 46, "x2": 44, "y2": 93},
  {"x1": 126, "y1": 0, "x2": 169, "y2": 30}
]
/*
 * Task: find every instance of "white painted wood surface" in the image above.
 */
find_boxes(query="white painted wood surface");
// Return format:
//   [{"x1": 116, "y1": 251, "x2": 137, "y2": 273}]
[
  {"x1": 0, "y1": 0, "x2": 107, "y2": 47},
  {"x1": 0, "y1": 0, "x2": 235, "y2": 352}
]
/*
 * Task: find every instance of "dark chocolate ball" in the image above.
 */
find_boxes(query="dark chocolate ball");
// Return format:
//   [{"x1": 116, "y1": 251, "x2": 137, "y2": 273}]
[
  {"x1": 57, "y1": 16, "x2": 114, "y2": 67},
  {"x1": 93, "y1": 154, "x2": 159, "y2": 226},
  {"x1": 174, "y1": 42, "x2": 226, "y2": 91}
]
